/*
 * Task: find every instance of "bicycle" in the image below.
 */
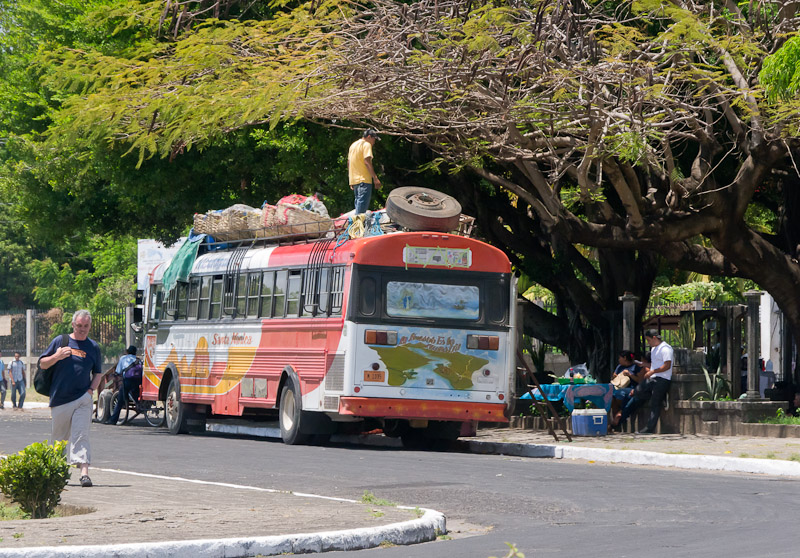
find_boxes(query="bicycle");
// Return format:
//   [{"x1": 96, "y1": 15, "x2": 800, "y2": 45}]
[
  {"x1": 110, "y1": 388, "x2": 166, "y2": 427},
  {"x1": 95, "y1": 371, "x2": 165, "y2": 427}
]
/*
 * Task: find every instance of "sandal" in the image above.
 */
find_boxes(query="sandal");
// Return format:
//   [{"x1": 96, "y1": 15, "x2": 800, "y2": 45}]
[{"x1": 80, "y1": 475, "x2": 93, "y2": 488}]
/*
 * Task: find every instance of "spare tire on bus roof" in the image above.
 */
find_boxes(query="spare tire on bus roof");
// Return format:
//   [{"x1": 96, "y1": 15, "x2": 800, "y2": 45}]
[{"x1": 385, "y1": 187, "x2": 462, "y2": 232}]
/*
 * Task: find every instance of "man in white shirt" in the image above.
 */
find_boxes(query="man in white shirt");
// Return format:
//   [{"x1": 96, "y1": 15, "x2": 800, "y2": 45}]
[{"x1": 633, "y1": 329, "x2": 673, "y2": 433}]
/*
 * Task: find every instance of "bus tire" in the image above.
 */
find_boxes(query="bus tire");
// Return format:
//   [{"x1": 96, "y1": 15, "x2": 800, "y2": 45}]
[
  {"x1": 279, "y1": 377, "x2": 312, "y2": 445},
  {"x1": 165, "y1": 378, "x2": 189, "y2": 435},
  {"x1": 385, "y1": 187, "x2": 462, "y2": 232}
]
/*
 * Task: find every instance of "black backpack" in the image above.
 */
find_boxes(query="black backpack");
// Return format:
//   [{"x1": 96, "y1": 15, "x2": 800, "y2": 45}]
[{"x1": 33, "y1": 334, "x2": 70, "y2": 397}]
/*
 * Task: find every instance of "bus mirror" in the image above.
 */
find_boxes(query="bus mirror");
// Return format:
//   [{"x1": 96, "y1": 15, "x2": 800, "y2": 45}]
[
  {"x1": 135, "y1": 289, "x2": 144, "y2": 305},
  {"x1": 133, "y1": 307, "x2": 143, "y2": 323}
]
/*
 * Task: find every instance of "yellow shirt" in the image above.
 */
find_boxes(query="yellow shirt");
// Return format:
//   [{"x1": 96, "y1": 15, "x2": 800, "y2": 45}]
[{"x1": 348, "y1": 138, "x2": 374, "y2": 186}]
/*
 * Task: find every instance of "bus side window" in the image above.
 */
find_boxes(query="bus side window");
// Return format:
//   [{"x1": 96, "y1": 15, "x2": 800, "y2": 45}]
[
  {"x1": 247, "y1": 273, "x2": 262, "y2": 318},
  {"x1": 287, "y1": 270, "x2": 302, "y2": 317},
  {"x1": 359, "y1": 276, "x2": 376, "y2": 316},
  {"x1": 261, "y1": 271, "x2": 274, "y2": 317},
  {"x1": 236, "y1": 273, "x2": 248, "y2": 318},
  {"x1": 176, "y1": 282, "x2": 189, "y2": 320},
  {"x1": 187, "y1": 278, "x2": 200, "y2": 320},
  {"x1": 330, "y1": 266, "x2": 345, "y2": 316},
  {"x1": 273, "y1": 270, "x2": 287, "y2": 318},
  {"x1": 150, "y1": 286, "x2": 163, "y2": 322},
  {"x1": 318, "y1": 268, "x2": 330, "y2": 315},
  {"x1": 163, "y1": 288, "x2": 177, "y2": 321},
  {"x1": 198, "y1": 276, "x2": 211, "y2": 320},
  {"x1": 210, "y1": 276, "x2": 223, "y2": 319}
]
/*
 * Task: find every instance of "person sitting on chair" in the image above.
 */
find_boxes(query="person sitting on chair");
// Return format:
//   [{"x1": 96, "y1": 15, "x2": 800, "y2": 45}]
[
  {"x1": 104, "y1": 345, "x2": 143, "y2": 425},
  {"x1": 609, "y1": 351, "x2": 644, "y2": 431}
]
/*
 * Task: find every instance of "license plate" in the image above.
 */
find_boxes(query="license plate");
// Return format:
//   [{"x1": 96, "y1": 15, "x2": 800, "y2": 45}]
[{"x1": 363, "y1": 370, "x2": 386, "y2": 382}]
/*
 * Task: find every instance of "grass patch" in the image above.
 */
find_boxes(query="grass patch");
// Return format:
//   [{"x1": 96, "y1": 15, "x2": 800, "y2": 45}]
[
  {"x1": 361, "y1": 491, "x2": 396, "y2": 507},
  {"x1": 739, "y1": 453, "x2": 750, "y2": 458},
  {"x1": 369, "y1": 509, "x2": 385, "y2": 518},
  {"x1": 765, "y1": 452, "x2": 777, "y2": 459},
  {"x1": 0, "y1": 501, "x2": 29, "y2": 521},
  {"x1": 437, "y1": 533, "x2": 453, "y2": 540},
  {"x1": 789, "y1": 453, "x2": 800, "y2": 462}
]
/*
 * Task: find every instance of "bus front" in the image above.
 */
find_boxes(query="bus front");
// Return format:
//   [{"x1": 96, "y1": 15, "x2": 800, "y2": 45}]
[{"x1": 337, "y1": 231, "x2": 515, "y2": 440}]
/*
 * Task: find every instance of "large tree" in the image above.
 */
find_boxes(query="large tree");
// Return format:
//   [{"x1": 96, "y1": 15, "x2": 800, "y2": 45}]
[{"x1": 15, "y1": 1, "x2": 800, "y2": 374}]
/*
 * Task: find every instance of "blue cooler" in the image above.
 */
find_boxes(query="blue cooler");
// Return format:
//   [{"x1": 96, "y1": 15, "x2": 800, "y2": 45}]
[{"x1": 571, "y1": 409, "x2": 607, "y2": 436}]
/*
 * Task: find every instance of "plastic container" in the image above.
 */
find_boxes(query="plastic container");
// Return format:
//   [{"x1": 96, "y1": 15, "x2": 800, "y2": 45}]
[{"x1": 571, "y1": 409, "x2": 608, "y2": 436}]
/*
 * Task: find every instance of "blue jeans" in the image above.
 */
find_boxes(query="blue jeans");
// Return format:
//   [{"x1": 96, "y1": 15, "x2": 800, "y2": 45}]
[
  {"x1": 0, "y1": 379, "x2": 6, "y2": 406},
  {"x1": 11, "y1": 380, "x2": 25, "y2": 408},
  {"x1": 619, "y1": 377, "x2": 670, "y2": 432},
  {"x1": 353, "y1": 182, "x2": 373, "y2": 214},
  {"x1": 108, "y1": 376, "x2": 141, "y2": 424}
]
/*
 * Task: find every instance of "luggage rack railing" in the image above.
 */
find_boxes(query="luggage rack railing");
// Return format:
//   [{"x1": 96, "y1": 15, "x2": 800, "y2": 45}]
[{"x1": 198, "y1": 213, "x2": 475, "y2": 250}]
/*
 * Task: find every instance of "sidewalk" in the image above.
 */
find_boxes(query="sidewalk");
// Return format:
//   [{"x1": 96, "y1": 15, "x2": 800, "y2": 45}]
[
  {"x1": 0, "y1": 467, "x2": 443, "y2": 557},
  {"x1": 461, "y1": 426, "x2": 800, "y2": 477}
]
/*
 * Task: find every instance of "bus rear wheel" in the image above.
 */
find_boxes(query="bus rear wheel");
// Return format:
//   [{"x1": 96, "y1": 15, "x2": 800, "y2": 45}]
[{"x1": 279, "y1": 378, "x2": 312, "y2": 445}]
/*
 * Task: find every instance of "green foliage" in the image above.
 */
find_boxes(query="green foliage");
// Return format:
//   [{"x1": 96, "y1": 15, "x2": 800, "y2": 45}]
[
  {"x1": 0, "y1": 441, "x2": 71, "y2": 519},
  {"x1": 760, "y1": 35, "x2": 800, "y2": 102},
  {"x1": 676, "y1": 314, "x2": 695, "y2": 350},
  {"x1": 760, "y1": 407, "x2": 800, "y2": 425},
  {"x1": 650, "y1": 281, "x2": 730, "y2": 305},
  {"x1": 691, "y1": 365, "x2": 731, "y2": 402}
]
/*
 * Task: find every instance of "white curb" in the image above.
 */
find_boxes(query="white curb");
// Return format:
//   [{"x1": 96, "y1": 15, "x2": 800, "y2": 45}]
[{"x1": 465, "y1": 440, "x2": 800, "y2": 477}]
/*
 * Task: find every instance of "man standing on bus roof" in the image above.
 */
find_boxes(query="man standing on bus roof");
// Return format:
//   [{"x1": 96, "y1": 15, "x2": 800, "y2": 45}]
[{"x1": 348, "y1": 129, "x2": 382, "y2": 214}]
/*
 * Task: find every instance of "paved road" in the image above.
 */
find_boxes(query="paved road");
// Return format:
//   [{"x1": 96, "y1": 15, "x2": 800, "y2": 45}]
[{"x1": 1, "y1": 414, "x2": 797, "y2": 558}]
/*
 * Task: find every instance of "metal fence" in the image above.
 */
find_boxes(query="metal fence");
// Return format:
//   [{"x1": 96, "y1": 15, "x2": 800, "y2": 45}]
[{"x1": 0, "y1": 307, "x2": 130, "y2": 363}]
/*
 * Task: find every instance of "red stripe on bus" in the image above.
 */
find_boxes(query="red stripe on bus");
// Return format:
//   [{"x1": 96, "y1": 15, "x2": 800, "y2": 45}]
[{"x1": 338, "y1": 397, "x2": 508, "y2": 422}]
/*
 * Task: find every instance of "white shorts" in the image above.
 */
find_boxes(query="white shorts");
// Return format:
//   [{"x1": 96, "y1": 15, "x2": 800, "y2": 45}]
[{"x1": 51, "y1": 392, "x2": 93, "y2": 465}]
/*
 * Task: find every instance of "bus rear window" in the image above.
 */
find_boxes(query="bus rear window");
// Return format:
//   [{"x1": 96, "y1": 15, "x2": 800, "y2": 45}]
[{"x1": 386, "y1": 281, "x2": 479, "y2": 320}]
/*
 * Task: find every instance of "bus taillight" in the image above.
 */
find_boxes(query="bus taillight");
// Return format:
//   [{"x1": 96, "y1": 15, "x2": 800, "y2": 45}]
[
  {"x1": 364, "y1": 329, "x2": 398, "y2": 346},
  {"x1": 467, "y1": 335, "x2": 500, "y2": 350}
]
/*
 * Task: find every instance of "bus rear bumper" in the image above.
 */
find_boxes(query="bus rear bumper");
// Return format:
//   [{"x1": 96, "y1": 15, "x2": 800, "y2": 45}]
[{"x1": 338, "y1": 397, "x2": 508, "y2": 422}]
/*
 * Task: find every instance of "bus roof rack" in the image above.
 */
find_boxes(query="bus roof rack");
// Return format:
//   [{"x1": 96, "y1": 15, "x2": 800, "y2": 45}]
[{"x1": 198, "y1": 212, "x2": 476, "y2": 250}]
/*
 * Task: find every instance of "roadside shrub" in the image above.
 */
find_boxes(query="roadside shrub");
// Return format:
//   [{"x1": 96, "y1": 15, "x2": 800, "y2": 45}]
[{"x1": 0, "y1": 441, "x2": 71, "y2": 518}]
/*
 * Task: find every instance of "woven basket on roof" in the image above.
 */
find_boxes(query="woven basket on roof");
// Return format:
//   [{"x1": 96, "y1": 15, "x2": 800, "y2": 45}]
[
  {"x1": 263, "y1": 204, "x2": 332, "y2": 239},
  {"x1": 194, "y1": 207, "x2": 263, "y2": 241}
]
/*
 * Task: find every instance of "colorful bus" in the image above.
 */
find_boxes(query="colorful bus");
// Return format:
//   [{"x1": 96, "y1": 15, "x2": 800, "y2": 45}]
[{"x1": 140, "y1": 227, "x2": 516, "y2": 446}]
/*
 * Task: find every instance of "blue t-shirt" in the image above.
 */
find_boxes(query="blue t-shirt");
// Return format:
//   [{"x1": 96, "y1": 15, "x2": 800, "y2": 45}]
[{"x1": 40, "y1": 336, "x2": 102, "y2": 407}]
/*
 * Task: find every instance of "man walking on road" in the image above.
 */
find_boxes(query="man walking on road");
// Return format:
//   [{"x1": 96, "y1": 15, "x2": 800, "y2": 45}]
[
  {"x1": 39, "y1": 310, "x2": 104, "y2": 487},
  {"x1": 348, "y1": 129, "x2": 382, "y2": 214},
  {"x1": 9, "y1": 352, "x2": 26, "y2": 410},
  {"x1": 0, "y1": 350, "x2": 6, "y2": 409}
]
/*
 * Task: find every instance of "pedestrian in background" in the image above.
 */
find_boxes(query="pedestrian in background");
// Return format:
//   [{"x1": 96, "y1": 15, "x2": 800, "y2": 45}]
[
  {"x1": 39, "y1": 310, "x2": 103, "y2": 488},
  {"x1": 104, "y1": 345, "x2": 142, "y2": 425},
  {"x1": 9, "y1": 351, "x2": 26, "y2": 411},
  {"x1": 348, "y1": 129, "x2": 382, "y2": 214},
  {"x1": 0, "y1": 350, "x2": 6, "y2": 409}
]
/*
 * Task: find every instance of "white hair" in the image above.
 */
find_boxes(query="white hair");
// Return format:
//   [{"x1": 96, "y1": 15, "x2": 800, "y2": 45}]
[{"x1": 72, "y1": 309, "x2": 92, "y2": 324}]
